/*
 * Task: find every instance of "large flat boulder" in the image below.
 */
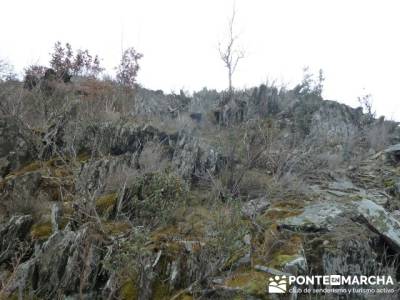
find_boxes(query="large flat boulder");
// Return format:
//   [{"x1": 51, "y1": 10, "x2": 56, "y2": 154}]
[
  {"x1": 277, "y1": 202, "x2": 344, "y2": 232},
  {"x1": 384, "y1": 144, "x2": 400, "y2": 165},
  {"x1": 356, "y1": 199, "x2": 400, "y2": 250}
]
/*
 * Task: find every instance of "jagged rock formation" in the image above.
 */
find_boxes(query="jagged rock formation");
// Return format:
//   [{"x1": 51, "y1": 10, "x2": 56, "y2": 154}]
[
  {"x1": 0, "y1": 83, "x2": 400, "y2": 299},
  {"x1": 0, "y1": 117, "x2": 38, "y2": 178}
]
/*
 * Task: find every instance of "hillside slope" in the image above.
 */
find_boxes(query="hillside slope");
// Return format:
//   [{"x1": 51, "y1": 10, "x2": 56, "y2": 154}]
[{"x1": 0, "y1": 81, "x2": 400, "y2": 299}]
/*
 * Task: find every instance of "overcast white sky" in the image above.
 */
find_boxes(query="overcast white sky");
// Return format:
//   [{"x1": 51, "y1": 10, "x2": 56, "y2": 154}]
[{"x1": 1, "y1": 0, "x2": 399, "y2": 120}]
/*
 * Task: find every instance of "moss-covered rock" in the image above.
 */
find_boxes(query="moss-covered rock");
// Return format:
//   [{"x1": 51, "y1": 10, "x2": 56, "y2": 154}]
[
  {"x1": 120, "y1": 279, "x2": 138, "y2": 300},
  {"x1": 225, "y1": 270, "x2": 269, "y2": 298},
  {"x1": 103, "y1": 221, "x2": 131, "y2": 236},
  {"x1": 30, "y1": 221, "x2": 52, "y2": 240},
  {"x1": 261, "y1": 200, "x2": 304, "y2": 224},
  {"x1": 96, "y1": 192, "x2": 118, "y2": 216}
]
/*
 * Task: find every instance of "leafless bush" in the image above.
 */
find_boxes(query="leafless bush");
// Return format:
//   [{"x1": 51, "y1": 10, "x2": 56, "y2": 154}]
[
  {"x1": 0, "y1": 82, "x2": 26, "y2": 118},
  {"x1": 209, "y1": 115, "x2": 335, "y2": 201},
  {"x1": 0, "y1": 59, "x2": 16, "y2": 82},
  {"x1": 365, "y1": 121, "x2": 395, "y2": 152},
  {"x1": 0, "y1": 241, "x2": 32, "y2": 299},
  {"x1": 73, "y1": 79, "x2": 127, "y2": 121},
  {"x1": 116, "y1": 47, "x2": 143, "y2": 89},
  {"x1": 0, "y1": 79, "x2": 77, "y2": 130},
  {"x1": 218, "y1": 6, "x2": 245, "y2": 93},
  {"x1": 358, "y1": 93, "x2": 375, "y2": 124}
]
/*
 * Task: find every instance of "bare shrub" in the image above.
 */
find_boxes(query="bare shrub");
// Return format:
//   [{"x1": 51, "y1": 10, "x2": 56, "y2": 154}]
[
  {"x1": 0, "y1": 241, "x2": 32, "y2": 299},
  {"x1": 116, "y1": 47, "x2": 143, "y2": 89},
  {"x1": 73, "y1": 78, "x2": 124, "y2": 121},
  {"x1": 365, "y1": 121, "x2": 395, "y2": 152},
  {"x1": 0, "y1": 59, "x2": 16, "y2": 82},
  {"x1": 0, "y1": 82, "x2": 27, "y2": 119},
  {"x1": 358, "y1": 93, "x2": 375, "y2": 124},
  {"x1": 218, "y1": 6, "x2": 245, "y2": 93}
]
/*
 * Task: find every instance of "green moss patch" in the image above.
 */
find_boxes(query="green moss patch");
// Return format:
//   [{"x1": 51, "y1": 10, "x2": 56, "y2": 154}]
[
  {"x1": 8, "y1": 161, "x2": 42, "y2": 177},
  {"x1": 103, "y1": 221, "x2": 131, "y2": 236},
  {"x1": 260, "y1": 201, "x2": 304, "y2": 225},
  {"x1": 77, "y1": 151, "x2": 91, "y2": 163},
  {"x1": 252, "y1": 224, "x2": 303, "y2": 269},
  {"x1": 30, "y1": 221, "x2": 52, "y2": 240},
  {"x1": 152, "y1": 280, "x2": 172, "y2": 300},
  {"x1": 96, "y1": 192, "x2": 118, "y2": 215},
  {"x1": 120, "y1": 279, "x2": 138, "y2": 300},
  {"x1": 225, "y1": 270, "x2": 269, "y2": 297}
]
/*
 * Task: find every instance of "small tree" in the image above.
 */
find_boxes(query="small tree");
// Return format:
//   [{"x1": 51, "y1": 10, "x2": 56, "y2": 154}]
[
  {"x1": 358, "y1": 93, "x2": 376, "y2": 124},
  {"x1": 50, "y1": 41, "x2": 104, "y2": 79},
  {"x1": 218, "y1": 6, "x2": 245, "y2": 94},
  {"x1": 72, "y1": 49, "x2": 103, "y2": 77},
  {"x1": 294, "y1": 67, "x2": 325, "y2": 98},
  {"x1": 115, "y1": 47, "x2": 143, "y2": 88}
]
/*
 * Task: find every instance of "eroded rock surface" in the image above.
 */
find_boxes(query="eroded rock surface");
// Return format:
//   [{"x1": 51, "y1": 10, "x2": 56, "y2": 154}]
[{"x1": 1, "y1": 93, "x2": 400, "y2": 299}]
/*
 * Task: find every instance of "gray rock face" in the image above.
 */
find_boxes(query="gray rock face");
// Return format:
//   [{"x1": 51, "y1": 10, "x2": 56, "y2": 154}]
[
  {"x1": 241, "y1": 197, "x2": 270, "y2": 218},
  {"x1": 172, "y1": 133, "x2": 225, "y2": 181},
  {"x1": 72, "y1": 122, "x2": 161, "y2": 157},
  {"x1": 2, "y1": 87, "x2": 400, "y2": 299},
  {"x1": 278, "y1": 202, "x2": 345, "y2": 232},
  {"x1": 283, "y1": 255, "x2": 308, "y2": 277},
  {"x1": 300, "y1": 218, "x2": 389, "y2": 298},
  {"x1": 5, "y1": 227, "x2": 105, "y2": 299},
  {"x1": 384, "y1": 143, "x2": 400, "y2": 165},
  {"x1": 1, "y1": 171, "x2": 43, "y2": 218},
  {"x1": 309, "y1": 100, "x2": 362, "y2": 142},
  {"x1": 0, "y1": 215, "x2": 32, "y2": 264},
  {"x1": 76, "y1": 153, "x2": 137, "y2": 194},
  {"x1": 272, "y1": 197, "x2": 400, "y2": 296},
  {"x1": 321, "y1": 236, "x2": 381, "y2": 279},
  {"x1": 133, "y1": 88, "x2": 190, "y2": 118},
  {"x1": 74, "y1": 122, "x2": 224, "y2": 184},
  {"x1": 0, "y1": 117, "x2": 38, "y2": 178},
  {"x1": 384, "y1": 144, "x2": 400, "y2": 153},
  {"x1": 356, "y1": 199, "x2": 400, "y2": 251}
]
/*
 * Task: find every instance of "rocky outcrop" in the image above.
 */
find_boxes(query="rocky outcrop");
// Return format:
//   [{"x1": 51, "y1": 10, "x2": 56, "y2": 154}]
[
  {"x1": 309, "y1": 100, "x2": 363, "y2": 141},
  {"x1": 133, "y1": 88, "x2": 190, "y2": 118},
  {"x1": 1, "y1": 88, "x2": 400, "y2": 299},
  {"x1": 241, "y1": 196, "x2": 270, "y2": 218},
  {"x1": 72, "y1": 121, "x2": 224, "y2": 184},
  {"x1": 357, "y1": 199, "x2": 400, "y2": 251},
  {"x1": 277, "y1": 202, "x2": 345, "y2": 233},
  {"x1": 172, "y1": 133, "x2": 225, "y2": 181},
  {"x1": 4, "y1": 226, "x2": 106, "y2": 299},
  {"x1": 0, "y1": 117, "x2": 38, "y2": 178},
  {"x1": 0, "y1": 215, "x2": 32, "y2": 264},
  {"x1": 384, "y1": 144, "x2": 400, "y2": 165}
]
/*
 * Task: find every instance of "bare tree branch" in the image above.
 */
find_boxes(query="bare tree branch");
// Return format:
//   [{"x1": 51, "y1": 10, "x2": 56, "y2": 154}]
[{"x1": 218, "y1": 6, "x2": 245, "y2": 93}]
